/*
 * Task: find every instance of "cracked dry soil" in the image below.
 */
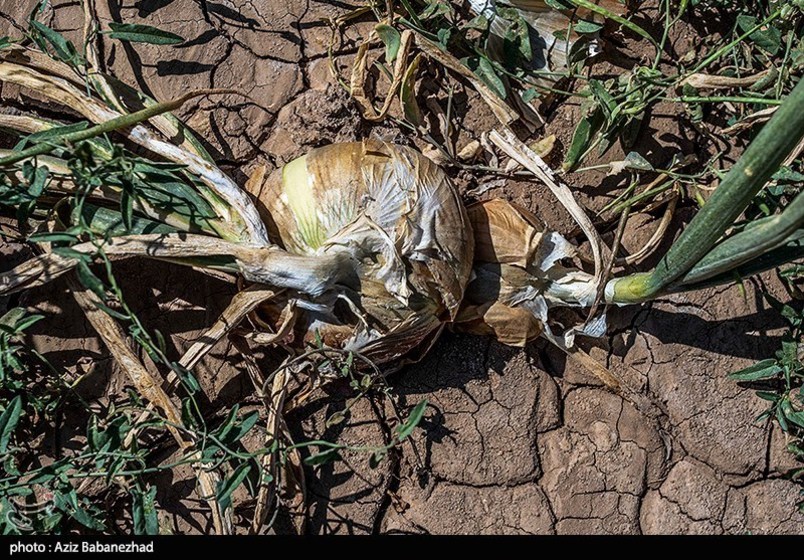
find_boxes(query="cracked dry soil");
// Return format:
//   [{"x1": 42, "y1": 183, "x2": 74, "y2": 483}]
[{"x1": 1, "y1": 0, "x2": 803, "y2": 535}]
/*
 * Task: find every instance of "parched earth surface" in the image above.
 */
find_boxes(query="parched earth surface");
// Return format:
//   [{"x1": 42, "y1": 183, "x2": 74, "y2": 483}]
[{"x1": 1, "y1": 0, "x2": 803, "y2": 535}]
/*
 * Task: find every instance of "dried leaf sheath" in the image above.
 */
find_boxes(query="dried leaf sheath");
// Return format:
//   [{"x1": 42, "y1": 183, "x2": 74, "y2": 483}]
[
  {"x1": 455, "y1": 199, "x2": 599, "y2": 346},
  {"x1": 0, "y1": 234, "x2": 351, "y2": 297}
]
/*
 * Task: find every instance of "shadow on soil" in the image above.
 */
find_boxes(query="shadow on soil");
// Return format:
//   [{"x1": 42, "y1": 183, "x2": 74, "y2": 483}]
[{"x1": 11, "y1": 258, "x2": 792, "y2": 534}]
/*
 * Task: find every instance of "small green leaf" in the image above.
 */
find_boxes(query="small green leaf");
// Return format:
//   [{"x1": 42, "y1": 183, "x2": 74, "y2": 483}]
[
  {"x1": 573, "y1": 20, "x2": 603, "y2": 34},
  {"x1": 0, "y1": 308, "x2": 26, "y2": 330},
  {"x1": 87, "y1": 415, "x2": 105, "y2": 452},
  {"x1": 498, "y1": 7, "x2": 532, "y2": 62},
  {"x1": 396, "y1": 400, "x2": 428, "y2": 441},
  {"x1": 120, "y1": 179, "x2": 135, "y2": 232},
  {"x1": 16, "y1": 163, "x2": 49, "y2": 222},
  {"x1": 201, "y1": 443, "x2": 223, "y2": 462},
  {"x1": 736, "y1": 15, "x2": 781, "y2": 56},
  {"x1": 132, "y1": 485, "x2": 159, "y2": 535},
  {"x1": 325, "y1": 411, "x2": 347, "y2": 428},
  {"x1": 781, "y1": 265, "x2": 804, "y2": 279},
  {"x1": 75, "y1": 259, "x2": 107, "y2": 300},
  {"x1": 464, "y1": 14, "x2": 489, "y2": 31},
  {"x1": 773, "y1": 167, "x2": 804, "y2": 183},
  {"x1": 0, "y1": 308, "x2": 44, "y2": 335},
  {"x1": 420, "y1": 0, "x2": 454, "y2": 20},
  {"x1": 216, "y1": 462, "x2": 251, "y2": 512},
  {"x1": 588, "y1": 79, "x2": 617, "y2": 121},
  {"x1": 12, "y1": 314, "x2": 43, "y2": 334},
  {"x1": 30, "y1": 20, "x2": 83, "y2": 66},
  {"x1": 219, "y1": 411, "x2": 260, "y2": 445},
  {"x1": 623, "y1": 152, "x2": 654, "y2": 171},
  {"x1": 154, "y1": 329, "x2": 168, "y2": 354},
  {"x1": 464, "y1": 56, "x2": 506, "y2": 99},
  {"x1": 369, "y1": 449, "x2": 386, "y2": 469},
  {"x1": 563, "y1": 108, "x2": 604, "y2": 171},
  {"x1": 729, "y1": 359, "x2": 783, "y2": 381},
  {"x1": 181, "y1": 397, "x2": 201, "y2": 430},
  {"x1": 25, "y1": 163, "x2": 49, "y2": 196},
  {"x1": 27, "y1": 231, "x2": 81, "y2": 244},
  {"x1": 619, "y1": 113, "x2": 644, "y2": 149},
  {"x1": 304, "y1": 446, "x2": 342, "y2": 466},
  {"x1": 436, "y1": 27, "x2": 451, "y2": 49},
  {"x1": 521, "y1": 87, "x2": 539, "y2": 103},
  {"x1": 567, "y1": 0, "x2": 657, "y2": 47},
  {"x1": 16, "y1": 122, "x2": 90, "y2": 151},
  {"x1": 375, "y1": 24, "x2": 401, "y2": 62},
  {"x1": 169, "y1": 363, "x2": 200, "y2": 394},
  {"x1": 216, "y1": 404, "x2": 241, "y2": 441},
  {"x1": 54, "y1": 490, "x2": 105, "y2": 531},
  {"x1": 0, "y1": 396, "x2": 23, "y2": 453},
  {"x1": 781, "y1": 399, "x2": 804, "y2": 429},
  {"x1": 776, "y1": 407, "x2": 789, "y2": 432},
  {"x1": 107, "y1": 23, "x2": 184, "y2": 45}
]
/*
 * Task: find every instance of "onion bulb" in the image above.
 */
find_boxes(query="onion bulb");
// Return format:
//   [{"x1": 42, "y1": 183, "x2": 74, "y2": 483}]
[{"x1": 248, "y1": 140, "x2": 474, "y2": 366}]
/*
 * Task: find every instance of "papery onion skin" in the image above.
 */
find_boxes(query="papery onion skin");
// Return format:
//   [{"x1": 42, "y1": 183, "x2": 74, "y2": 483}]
[
  {"x1": 455, "y1": 199, "x2": 547, "y2": 346},
  {"x1": 250, "y1": 140, "x2": 474, "y2": 366},
  {"x1": 455, "y1": 198, "x2": 599, "y2": 347}
]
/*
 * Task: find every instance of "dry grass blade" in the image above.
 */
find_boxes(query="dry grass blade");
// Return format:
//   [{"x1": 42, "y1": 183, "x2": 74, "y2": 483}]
[
  {"x1": 230, "y1": 340, "x2": 305, "y2": 535},
  {"x1": 0, "y1": 152, "x2": 73, "y2": 183},
  {"x1": 0, "y1": 250, "x2": 79, "y2": 295},
  {"x1": 128, "y1": 288, "x2": 281, "y2": 464},
  {"x1": 541, "y1": 330, "x2": 668, "y2": 424},
  {"x1": 784, "y1": 135, "x2": 804, "y2": 167},
  {"x1": 0, "y1": 235, "x2": 242, "y2": 294},
  {"x1": 81, "y1": 0, "x2": 212, "y2": 161},
  {"x1": 722, "y1": 106, "x2": 778, "y2": 134},
  {"x1": 178, "y1": 286, "x2": 278, "y2": 371},
  {"x1": 615, "y1": 191, "x2": 679, "y2": 266},
  {"x1": 542, "y1": 330, "x2": 619, "y2": 390},
  {"x1": 228, "y1": 336, "x2": 280, "y2": 534},
  {"x1": 0, "y1": 45, "x2": 84, "y2": 87},
  {"x1": 279, "y1": 439, "x2": 307, "y2": 534},
  {"x1": 350, "y1": 30, "x2": 413, "y2": 121},
  {"x1": 247, "y1": 304, "x2": 299, "y2": 345},
  {"x1": 67, "y1": 278, "x2": 232, "y2": 535},
  {"x1": 682, "y1": 69, "x2": 772, "y2": 90},
  {"x1": 489, "y1": 128, "x2": 605, "y2": 310},
  {"x1": 255, "y1": 361, "x2": 287, "y2": 534},
  {"x1": 414, "y1": 33, "x2": 517, "y2": 126},
  {"x1": 81, "y1": 0, "x2": 101, "y2": 71},
  {"x1": 0, "y1": 89, "x2": 235, "y2": 168},
  {"x1": 0, "y1": 113, "x2": 57, "y2": 135}
]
